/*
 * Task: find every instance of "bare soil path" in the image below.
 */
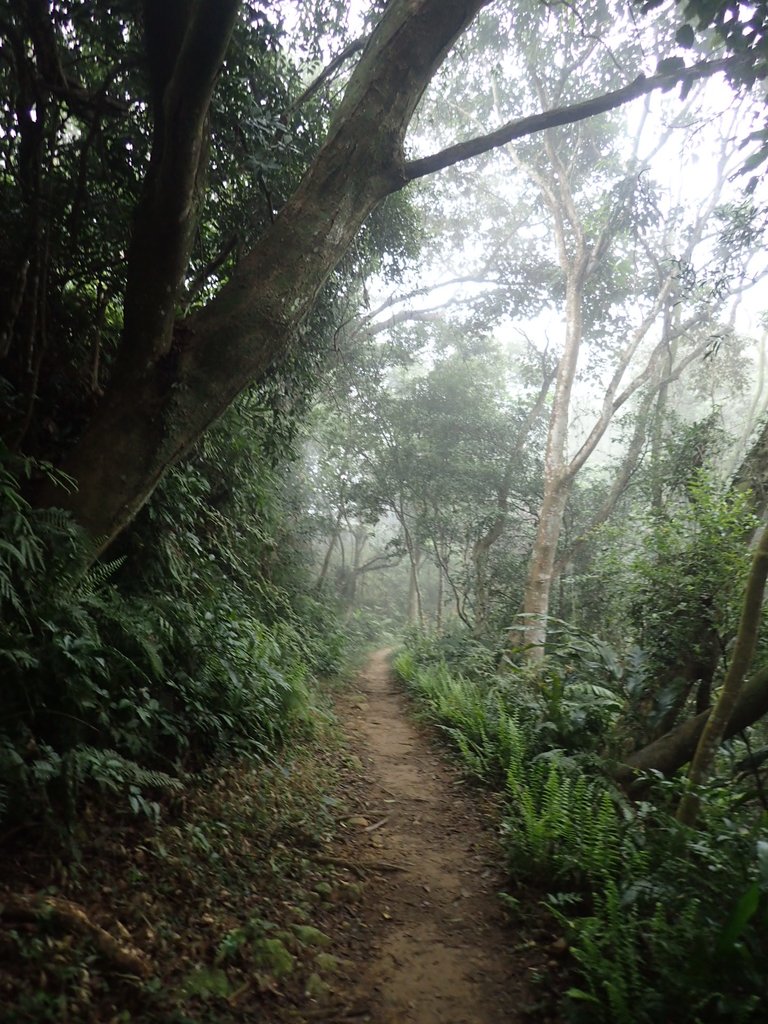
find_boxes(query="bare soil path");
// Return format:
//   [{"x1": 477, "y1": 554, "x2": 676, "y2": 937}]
[{"x1": 322, "y1": 648, "x2": 560, "y2": 1024}]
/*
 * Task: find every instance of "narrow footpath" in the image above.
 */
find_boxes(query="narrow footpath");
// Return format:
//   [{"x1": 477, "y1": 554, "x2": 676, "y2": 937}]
[{"x1": 320, "y1": 648, "x2": 560, "y2": 1024}]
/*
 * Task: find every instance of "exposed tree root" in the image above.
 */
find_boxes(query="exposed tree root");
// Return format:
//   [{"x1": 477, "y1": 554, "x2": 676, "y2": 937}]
[
  {"x1": 312, "y1": 854, "x2": 409, "y2": 876},
  {"x1": 0, "y1": 894, "x2": 150, "y2": 977}
]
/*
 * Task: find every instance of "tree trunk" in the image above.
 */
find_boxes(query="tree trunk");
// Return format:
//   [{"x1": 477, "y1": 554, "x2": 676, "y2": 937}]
[
  {"x1": 345, "y1": 525, "x2": 369, "y2": 611},
  {"x1": 615, "y1": 665, "x2": 768, "y2": 790},
  {"x1": 32, "y1": 0, "x2": 489, "y2": 553},
  {"x1": 395, "y1": 499, "x2": 424, "y2": 628},
  {"x1": 436, "y1": 543, "x2": 445, "y2": 632},
  {"x1": 676, "y1": 525, "x2": 768, "y2": 826},
  {"x1": 473, "y1": 498, "x2": 509, "y2": 635},
  {"x1": 407, "y1": 552, "x2": 424, "y2": 628},
  {"x1": 316, "y1": 512, "x2": 343, "y2": 591},
  {"x1": 513, "y1": 258, "x2": 587, "y2": 660},
  {"x1": 474, "y1": 369, "x2": 554, "y2": 636},
  {"x1": 517, "y1": 477, "x2": 571, "y2": 657},
  {"x1": 473, "y1": 536, "x2": 494, "y2": 636},
  {"x1": 649, "y1": 315, "x2": 674, "y2": 512}
]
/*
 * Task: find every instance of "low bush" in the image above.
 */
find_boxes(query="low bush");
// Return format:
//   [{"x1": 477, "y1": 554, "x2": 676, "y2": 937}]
[
  {"x1": 394, "y1": 639, "x2": 768, "y2": 1023},
  {"x1": 0, "y1": 438, "x2": 343, "y2": 838}
]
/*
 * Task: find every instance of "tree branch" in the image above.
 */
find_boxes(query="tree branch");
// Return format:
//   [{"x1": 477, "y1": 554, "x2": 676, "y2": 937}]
[
  {"x1": 287, "y1": 34, "x2": 369, "y2": 114},
  {"x1": 117, "y1": 0, "x2": 241, "y2": 375},
  {"x1": 404, "y1": 57, "x2": 750, "y2": 182}
]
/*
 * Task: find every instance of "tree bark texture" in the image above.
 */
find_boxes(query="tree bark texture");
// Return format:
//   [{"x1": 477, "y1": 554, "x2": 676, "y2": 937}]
[{"x1": 36, "y1": 0, "x2": 490, "y2": 552}]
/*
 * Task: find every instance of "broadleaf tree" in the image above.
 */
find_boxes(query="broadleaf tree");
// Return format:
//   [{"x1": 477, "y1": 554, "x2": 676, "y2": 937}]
[{"x1": 0, "y1": 0, "x2": 760, "y2": 557}]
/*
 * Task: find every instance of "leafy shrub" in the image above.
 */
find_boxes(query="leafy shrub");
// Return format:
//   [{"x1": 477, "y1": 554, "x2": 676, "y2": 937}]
[
  {"x1": 0, "y1": 424, "x2": 343, "y2": 835},
  {"x1": 397, "y1": 638, "x2": 768, "y2": 1023},
  {"x1": 627, "y1": 473, "x2": 757, "y2": 738}
]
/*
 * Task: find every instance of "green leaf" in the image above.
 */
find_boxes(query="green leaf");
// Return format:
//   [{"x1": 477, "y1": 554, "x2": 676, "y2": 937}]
[
  {"x1": 181, "y1": 966, "x2": 233, "y2": 999},
  {"x1": 717, "y1": 882, "x2": 761, "y2": 952},
  {"x1": 676, "y1": 24, "x2": 696, "y2": 48},
  {"x1": 656, "y1": 56, "x2": 687, "y2": 76},
  {"x1": 740, "y1": 148, "x2": 768, "y2": 174},
  {"x1": 566, "y1": 987, "x2": 602, "y2": 1003}
]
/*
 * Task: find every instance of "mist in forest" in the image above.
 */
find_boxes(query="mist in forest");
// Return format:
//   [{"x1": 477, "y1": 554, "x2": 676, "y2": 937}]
[{"x1": 2, "y1": 2, "x2": 768, "y2": 1020}]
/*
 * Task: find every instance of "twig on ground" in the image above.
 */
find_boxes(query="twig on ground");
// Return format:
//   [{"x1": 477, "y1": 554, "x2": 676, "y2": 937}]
[{"x1": 313, "y1": 854, "x2": 410, "y2": 877}]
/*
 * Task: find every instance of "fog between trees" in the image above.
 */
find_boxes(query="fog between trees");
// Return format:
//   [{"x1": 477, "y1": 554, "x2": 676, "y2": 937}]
[{"x1": 2, "y1": 2, "x2": 768, "y2": 1020}]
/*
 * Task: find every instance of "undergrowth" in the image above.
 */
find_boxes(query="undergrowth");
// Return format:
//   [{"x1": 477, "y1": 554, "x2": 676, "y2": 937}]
[
  {"x1": 0, "y1": 424, "x2": 348, "y2": 840},
  {"x1": 0, "y1": 714, "x2": 362, "y2": 1023},
  {"x1": 394, "y1": 635, "x2": 768, "y2": 1024}
]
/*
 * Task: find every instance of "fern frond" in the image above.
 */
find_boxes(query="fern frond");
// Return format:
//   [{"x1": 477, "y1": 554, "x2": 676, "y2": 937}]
[
  {"x1": 76, "y1": 557, "x2": 127, "y2": 597},
  {"x1": 70, "y1": 746, "x2": 183, "y2": 794}
]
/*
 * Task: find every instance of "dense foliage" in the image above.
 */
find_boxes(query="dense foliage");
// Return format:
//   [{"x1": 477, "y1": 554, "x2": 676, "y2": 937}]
[
  {"x1": 0, "y1": 405, "x2": 347, "y2": 833},
  {"x1": 2, "y1": 0, "x2": 768, "y2": 1021},
  {"x1": 0, "y1": 1, "x2": 406, "y2": 835},
  {"x1": 395, "y1": 626, "x2": 768, "y2": 1023}
]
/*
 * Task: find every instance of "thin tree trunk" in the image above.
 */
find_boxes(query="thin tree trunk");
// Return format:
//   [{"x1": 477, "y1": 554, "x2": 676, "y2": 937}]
[
  {"x1": 316, "y1": 510, "x2": 343, "y2": 591},
  {"x1": 398, "y1": 503, "x2": 424, "y2": 628},
  {"x1": 436, "y1": 537, "x2": 445, "y2": 633},
  {"x1": 616, "y1": 665, "x2": 768, "y2": 791},
  {"x1": 676, "y1": 525, "x2": 768, "y2": 826},
  {"x1": 473, "y1": 489, "x2": 510, "y2": 635},
  {"x1": 407, "y1": 553, "x2": 424, "y2": 627},
  {"x1": 649, "y1": 315, "x2": 674, "y2": 512},
  {"x1": 431, "y1": 533, "x2": 472, "y2": 630}
]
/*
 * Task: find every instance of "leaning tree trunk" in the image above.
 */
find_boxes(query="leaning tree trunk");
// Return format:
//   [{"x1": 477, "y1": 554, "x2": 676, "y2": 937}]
[
  {"x1": 32, "y1": 0, "x2": 489, "y2": 554},
  {"x1": 676, "y1": 525, "x2": 768, "y2": 826},
  {"x1": 615, "y1": 665, "x2": 768, "y2": 791}
]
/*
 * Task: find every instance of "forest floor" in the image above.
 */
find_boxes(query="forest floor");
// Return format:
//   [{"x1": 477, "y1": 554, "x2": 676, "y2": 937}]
[
  {"x1": 315, "y1": 646, "x2": 565, "y2": 1024},
  {"x1": 0, "y1": 648, "x2": 565, "y2": 1023}
]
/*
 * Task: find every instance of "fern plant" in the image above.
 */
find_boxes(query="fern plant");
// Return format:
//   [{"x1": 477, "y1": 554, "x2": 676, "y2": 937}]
[
  {"x1": 564, "y1": 881, "x2": 653, "y2": 1024},
  {"x1": 397, "y1": 631, "x2": 768, "y2": 1023}
]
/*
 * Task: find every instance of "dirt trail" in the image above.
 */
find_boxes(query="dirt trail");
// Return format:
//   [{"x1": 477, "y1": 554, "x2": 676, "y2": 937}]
[{"x1": 327, "y1": 648, "x2": 553, "y2": 1024}]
